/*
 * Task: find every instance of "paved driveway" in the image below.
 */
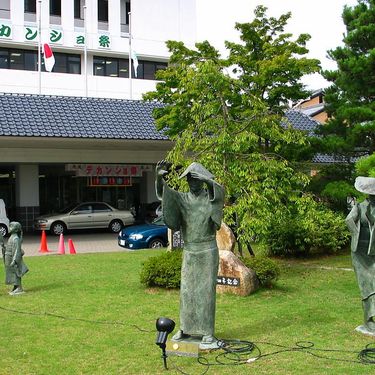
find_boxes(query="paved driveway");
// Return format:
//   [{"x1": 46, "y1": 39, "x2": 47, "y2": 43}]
[{"x1": 21, "y1": 230, "x2": 126, "y2": 257}]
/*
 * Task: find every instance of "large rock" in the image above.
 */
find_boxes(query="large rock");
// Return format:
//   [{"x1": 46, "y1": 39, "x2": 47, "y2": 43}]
[
  {"x1": 216, "y1": 250, "x2": 259, "y2": 296},
  {"x1": 216, "y1": 222, "x2": 236, "y2": 252}
]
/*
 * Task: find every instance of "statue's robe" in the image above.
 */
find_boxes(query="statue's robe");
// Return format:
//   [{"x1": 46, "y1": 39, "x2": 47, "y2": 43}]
[
  {"x1": 158, "y1": 182, "x2": 224, "y2": 336},
  {"x1": 346, "y1": 199, "x2": 375, "y2": 322},
  {"x1": 4, "y1": 235, "x2": 28, "y2": 286}
]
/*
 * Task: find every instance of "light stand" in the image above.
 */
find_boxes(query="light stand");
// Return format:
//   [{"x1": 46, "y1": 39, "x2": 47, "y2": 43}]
[{"x1": 155, "y1": 317, "x2": 175, "y2": 370}]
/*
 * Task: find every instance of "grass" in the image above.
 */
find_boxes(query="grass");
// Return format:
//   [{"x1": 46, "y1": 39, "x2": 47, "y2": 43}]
[{"x1": 0, "y1": 249, "x2": 373, "y2": 375}]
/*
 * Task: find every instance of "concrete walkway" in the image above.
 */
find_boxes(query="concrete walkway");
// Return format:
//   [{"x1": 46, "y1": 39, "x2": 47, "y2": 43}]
[{"x1": 21, "y1": 231, "x2": 127, "y2": 257}]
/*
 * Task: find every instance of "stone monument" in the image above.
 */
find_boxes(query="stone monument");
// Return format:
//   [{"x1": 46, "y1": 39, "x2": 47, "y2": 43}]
[
  {"x1": 217, "y1": 250, "x2": 259, "y2": 296},
  {"x1": 346, "y1": 176, "x2": 375, "y2": 336},
  {"x1": 156, "y1": 161, "x2": 224, "y2": 350}
]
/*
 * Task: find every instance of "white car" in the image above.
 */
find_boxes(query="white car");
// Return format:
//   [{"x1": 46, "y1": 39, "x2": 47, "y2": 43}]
[
  {"x1": 0, "y1": 199, "x2": 10, "y2": 237},
  {"x1": 34, "y1": 202, "x2": 135, "y2": 235}
]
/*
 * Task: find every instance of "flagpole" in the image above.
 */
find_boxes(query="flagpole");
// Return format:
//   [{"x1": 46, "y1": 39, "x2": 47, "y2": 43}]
[
  {"x1": 128, "y1": 11, "x2": 132, "y2": 100},
  {"x1": 83, "y1": 3, "x2": 88, "y2": 97},
  {"x1": 37, "y1": 0, "x2": 42, "y2": 94}
]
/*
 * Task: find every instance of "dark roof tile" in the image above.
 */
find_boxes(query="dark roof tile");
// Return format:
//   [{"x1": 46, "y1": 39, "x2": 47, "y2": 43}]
[
  {"x1": 0, "y1": 93, "x2": 168, "y2": 141},
  {"x1": 283, "y1": 110, "x2": 320, "y2": 136}
]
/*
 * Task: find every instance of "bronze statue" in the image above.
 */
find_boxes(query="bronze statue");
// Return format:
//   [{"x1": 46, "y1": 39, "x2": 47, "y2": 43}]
[
  {"x1": 3, "y1": 222, "x2": 29, "y2": 295},
  {"x1": 346, "y1": 176, "x2": 375, "y2": 335},
  {"x1": 156, "y1": 161, "x2": 224, "y2": 349}
]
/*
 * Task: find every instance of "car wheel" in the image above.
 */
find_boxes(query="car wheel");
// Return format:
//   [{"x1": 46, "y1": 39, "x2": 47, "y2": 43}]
[
  {"x1": 149, "y1": 238, "x2": 165, "y2": 248},
  {"x1": 109, "y1": 219, "x2": 123, "y2": 233},
  {"x1": 50, "y1": 222, "x2": 66, "y2": 236},
  {"x1": 0, "y1": 224, "x2": 7, "y2": 237}
]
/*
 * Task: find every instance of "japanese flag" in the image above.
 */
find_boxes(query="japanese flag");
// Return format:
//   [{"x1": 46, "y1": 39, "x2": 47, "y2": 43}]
[{"x1": 43, "y1": 43, "x2": 55, "y2": 72}]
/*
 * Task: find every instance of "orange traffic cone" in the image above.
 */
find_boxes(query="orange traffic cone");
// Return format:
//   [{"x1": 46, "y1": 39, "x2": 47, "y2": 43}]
[
  {"x1": 68, "y1": 239, "x2": 76, "y2": 254},
  {"x1": 57, "y1": 234, "x2": 65, "y2": 255},
  {"x1": 39, "y1": 230, "x2": 50, "y2": 253}
]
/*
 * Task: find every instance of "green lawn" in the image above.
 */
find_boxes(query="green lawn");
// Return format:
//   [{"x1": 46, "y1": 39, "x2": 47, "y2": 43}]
[{"x1": 0, "y1": 249, "x2": 373, "y2": 375}]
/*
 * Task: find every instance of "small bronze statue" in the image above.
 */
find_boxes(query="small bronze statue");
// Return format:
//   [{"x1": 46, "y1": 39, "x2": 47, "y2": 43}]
[
  {"x1": 346, "y1": 177, "x2": 375, "y2": 335},
  {"x1": 156, "y1": 161, "x2": 224, "y2": 349},
  {"x1": 2, "y1": 222, "x2": 29, "y2": 295}
]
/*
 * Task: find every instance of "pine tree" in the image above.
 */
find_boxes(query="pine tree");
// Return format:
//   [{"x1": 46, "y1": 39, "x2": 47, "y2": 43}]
[
  {"x1": 316, "y1": 0, "x2": 375, "y2": 181},
  {"x1": 315, "y1": 0, "x2": 375, "y2": 210}
]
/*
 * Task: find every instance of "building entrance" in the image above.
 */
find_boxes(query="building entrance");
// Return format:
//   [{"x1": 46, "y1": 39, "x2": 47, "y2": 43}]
[{"x1": 39, "y1": 164, "x2": 140, "y2": 215}]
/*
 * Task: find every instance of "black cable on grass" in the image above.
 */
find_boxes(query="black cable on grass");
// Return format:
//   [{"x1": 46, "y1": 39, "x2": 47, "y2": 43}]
[
  {"x1": 254, "y1": 340, "x2": 372, "y2": 365},
  {"x1": 173, "y1": 338, "x2": 375, "y2": 374},
  {"x1": 2, "y1": 305, "x2": 375, "y2": 370},
  {"x1": 358, "y1": 343, "x2": 375, "y2": 364},
  {"x1": 0, "y1": 305, "x2": 153, "y2": 332}
]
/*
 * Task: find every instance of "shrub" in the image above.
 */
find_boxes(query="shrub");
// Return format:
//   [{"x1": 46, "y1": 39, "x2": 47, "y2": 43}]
[
  {"x1": 140, "y1": 249, "x2": 182, "y2": 288},
  {"x1": 241, "y1": 256, "x2": 280, "y2": 287},
  {"x1": 266, "y1": 194, "x2": 350, "y2": 257}
]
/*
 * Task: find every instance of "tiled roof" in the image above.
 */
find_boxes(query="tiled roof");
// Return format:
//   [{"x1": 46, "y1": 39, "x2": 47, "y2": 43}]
[
  {"x1": 0, "y1": 94, "x2": 348, "y2": 165},
  {"x1": 312, "y1": 154, "x2": 343, "y2": 164},
  {"x1": 284, "y1": 110, "x2": 320, "y2": 136},
  {"x1": 284, "y1": 110, "x2": 340, "y2": 164},
  {"x1": 299, "y1": 104, "x2": 325, "y2": 117},
  {"x1": 0, "y1": 93, "x2": 168, "y2": 140}
]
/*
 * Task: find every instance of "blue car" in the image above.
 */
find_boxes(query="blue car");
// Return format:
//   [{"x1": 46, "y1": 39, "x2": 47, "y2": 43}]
[{"x1": 118, "y1": 216, "x2": 168, "y2": 249}]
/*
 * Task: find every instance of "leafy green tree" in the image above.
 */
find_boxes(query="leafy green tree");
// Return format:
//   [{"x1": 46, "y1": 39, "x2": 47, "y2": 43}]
[
  {"x1": 144, "y1": 6, "x2": 320, "y2": 248},
  {"x1": 315, "y1": 0, "x2": 375, "y2": 193}
]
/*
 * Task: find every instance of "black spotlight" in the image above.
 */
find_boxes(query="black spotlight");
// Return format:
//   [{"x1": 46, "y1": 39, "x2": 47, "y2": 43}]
[{"x1": 155, "y1": 317, "x2": 175, "y2": 370}]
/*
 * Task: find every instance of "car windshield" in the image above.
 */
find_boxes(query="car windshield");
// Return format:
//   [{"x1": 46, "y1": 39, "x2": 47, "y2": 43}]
[{"x1": 152, "y1": 216, "x2": 165, "y2": 226}]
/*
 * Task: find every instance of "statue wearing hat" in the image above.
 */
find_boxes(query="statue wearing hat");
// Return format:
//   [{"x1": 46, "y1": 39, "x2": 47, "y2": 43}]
[
  {"x1": 2, "y1": 221, "x2": 29, "y2": 295},
  {"x1": 346, "y1": 176, "x2": 375, "y2": 335},
  {"x1": 155, "y1": 161, "x2": 224, "y2": 349}
]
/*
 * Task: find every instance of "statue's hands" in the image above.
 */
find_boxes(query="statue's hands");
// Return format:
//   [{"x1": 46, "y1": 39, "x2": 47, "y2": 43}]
[
  {"x1": 189, "y1": 171, "x2": 204, "y2": 180},
  {"x1": 189, "y1": 171, "x2": 212, "y2": 184},
  {"x1": 156, "y1": 160, "x2": 170, "y2": 177}
]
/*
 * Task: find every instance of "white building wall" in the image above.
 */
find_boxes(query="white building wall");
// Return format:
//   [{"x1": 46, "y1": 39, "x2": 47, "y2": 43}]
[
  {"x1": 0, "y1": 0, "x2": 197, "y2": 99},
  {"x1": 0, "y1": 69, "x2": 159, "y2": 99}
]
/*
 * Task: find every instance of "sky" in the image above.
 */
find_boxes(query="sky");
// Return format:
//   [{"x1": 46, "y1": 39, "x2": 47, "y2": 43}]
[{"x1": 196, "y1": 0, "x2": 359, "y2": 90}]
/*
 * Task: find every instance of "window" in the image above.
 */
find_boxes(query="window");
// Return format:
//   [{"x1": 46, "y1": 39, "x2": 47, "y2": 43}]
[
  {"x1": 24, "y1": 51, "x2": 37, "y2": 71},
  {"x1": 125, "y1": 1, "x2": 131, "y2": 24},
  {"x1": 135, "y1": 60, "x2": 167, "y2": 80},
  {"x1": 93, "y1": 56, "x2": 167, "y2": 80},
  {"x1": 0, "y1": 48, "x2": 81, "y2": 74},
  {"x1": 93, "y1": 57, "x2": 118, "y2": 77},
  {"x1": 0, "y1": 0, "x2": 10, "y2": 19},
  {"x1": 0, "y1": 49, "x2": 37, "y2": 71},
  {"x1": 74, "y1": 204, "x2": 92, "y2": 214},
  {"x1": 0, "y1": 0, "x2": 10, "y2": 10},
  {"x1": 67, "y1": 55, "x2": 81, "y2": 74},
  {"x1": 50, "y1": 53, "x2": 81, "y2": 74},
  {"x1": 93, "y1": 203, "x2": 111, "y2": 213},
  {"x1": 93, "y1": 57, "x2": 105, "y2": 76},
  {"x1": 0, "y1": 50, "x2": 8, "y2": 69},
  {"x1": 143, "y1": 62, "x2": 156, "y2": 80},
  {"x1": 98, "y1": 0, "x2": 108, "y2": 22},
  {"x1": 9, "y1": 52, "x2": 24, "y2": 70},
  {"x1": 119, "y1": 60, "x2": 129, "y2": 78},
  {"x1": 49, "y1": 0, "x2": 61, "y2": 16},
  {"x1": 106, "y1": 59, "x2": 118, "y2": 77},
  {"x1": 120, "y1": 0, "x2": 131, "y2": 32},
  {"x1": 74, "y1": 0, "x2": 83, "y2": 19},
  {"x1": 24, "y1": 0, "x2": 36, "y2": 13}
]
